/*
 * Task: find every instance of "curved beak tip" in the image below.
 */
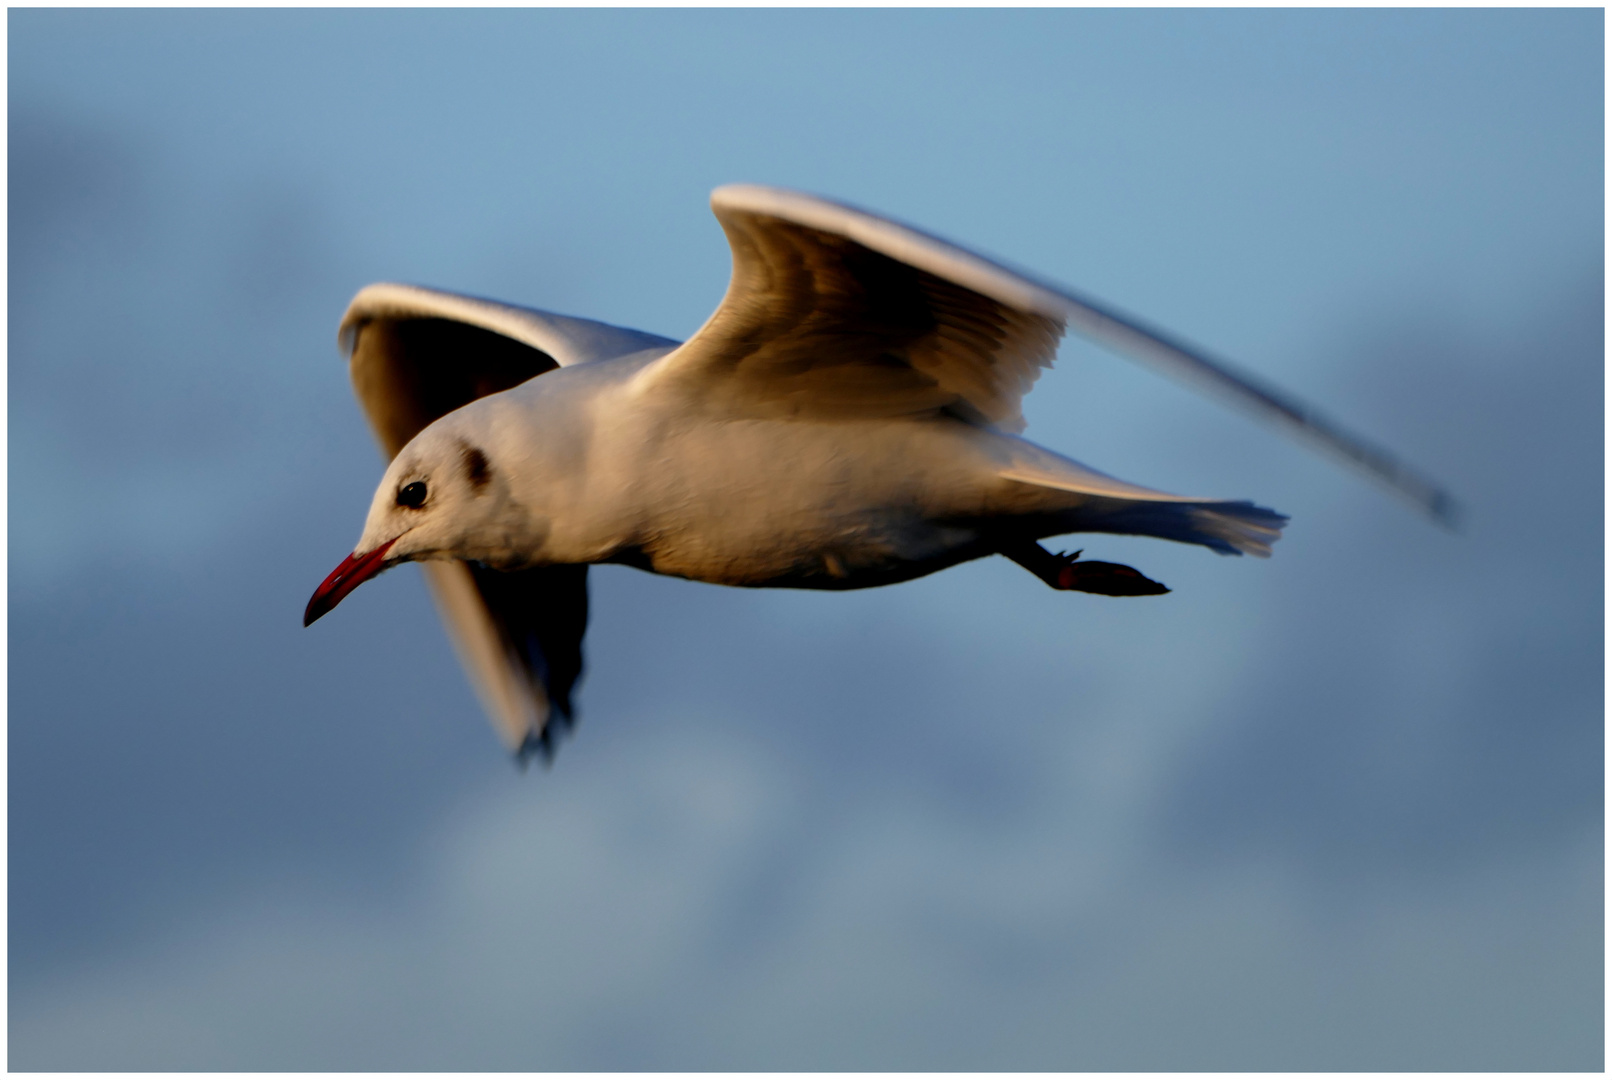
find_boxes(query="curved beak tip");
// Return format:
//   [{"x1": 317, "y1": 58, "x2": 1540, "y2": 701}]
[
  {"x1": 303, "y1": 539, "x2": 397, "y2": 628},
  {"x1": 302, "y1": 594, "x2": 334, "y2": 627}
]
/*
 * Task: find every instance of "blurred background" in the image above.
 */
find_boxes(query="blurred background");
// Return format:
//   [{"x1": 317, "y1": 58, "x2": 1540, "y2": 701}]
[{"x1": 8, "y1": 9, "x2": 1602, "y2": 1070}]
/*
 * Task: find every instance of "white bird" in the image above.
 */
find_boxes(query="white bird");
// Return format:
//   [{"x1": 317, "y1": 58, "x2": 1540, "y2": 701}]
[{"x1": 305, "y1": 185, "x2": 1452, "y2": 762}]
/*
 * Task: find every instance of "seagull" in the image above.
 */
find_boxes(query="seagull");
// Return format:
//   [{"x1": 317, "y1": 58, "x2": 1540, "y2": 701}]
[{"x1": 305, "y1": 184, "x2": 1452, "y2": 762}]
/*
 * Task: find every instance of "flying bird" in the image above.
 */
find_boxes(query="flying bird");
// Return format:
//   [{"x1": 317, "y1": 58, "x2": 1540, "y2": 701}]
[{"x1": 305, "y1": 185, "x2": 1452, "y2": 762}]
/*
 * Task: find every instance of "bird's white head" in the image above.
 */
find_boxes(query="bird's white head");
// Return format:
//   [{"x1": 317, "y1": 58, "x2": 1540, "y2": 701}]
[{"x1": 304, "y1": 411, "x2": 541, "y2": 625}]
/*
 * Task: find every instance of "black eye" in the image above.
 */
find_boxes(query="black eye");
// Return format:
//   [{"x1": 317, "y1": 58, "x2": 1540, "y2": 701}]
[{"x1": 397, "y1": 481, "x2": 428, "y2": 508}]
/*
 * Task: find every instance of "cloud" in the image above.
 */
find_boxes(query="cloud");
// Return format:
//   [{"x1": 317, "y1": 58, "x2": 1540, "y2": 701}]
[{"x1": 11, "y1": 719, "x2": 1600, "y2": 1070}]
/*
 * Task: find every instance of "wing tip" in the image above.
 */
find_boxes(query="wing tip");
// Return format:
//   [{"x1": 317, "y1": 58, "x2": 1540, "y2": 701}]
[
  {"x1": 512, "y1": 709, "x2": 576, "y2": 770},
  {"x1": 1425, "y1": 488, "x2": 1465, "y2": 533},
  {"x1": 513, "y1": 729, "x2": 553, "y2": 770}
]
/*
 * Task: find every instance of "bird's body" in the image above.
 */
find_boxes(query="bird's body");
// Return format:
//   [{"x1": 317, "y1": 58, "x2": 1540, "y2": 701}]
[
  {"x1": 401, "y1": 348, "x2": 1277, "y2": 591},
  {"x1": 306, "y1": 185, "x2": 1449, "y2": 759}
]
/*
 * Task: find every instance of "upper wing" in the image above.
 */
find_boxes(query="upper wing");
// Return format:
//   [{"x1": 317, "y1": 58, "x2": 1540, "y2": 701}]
[
  {"x1": 639, "y1": 187, "x2": 1063, "y2": 432},
  {"x1": 339, "y1": 283, "x2": 679, "y2": 756},
  {"x1": 639, "y1": 185, "x2": 1455, "y2": 522}
]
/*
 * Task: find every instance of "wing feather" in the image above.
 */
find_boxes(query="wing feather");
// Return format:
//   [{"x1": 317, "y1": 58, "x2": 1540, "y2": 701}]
[
  {"x1": 639, "y1": 185, "x2": 1454, "y2": 521},
  {"x1": 647, "y1": 208, "x2": 1059, "y2": 430},
  {"x1": 337, "y1": 283, "x2": 678, "y2": 755}
]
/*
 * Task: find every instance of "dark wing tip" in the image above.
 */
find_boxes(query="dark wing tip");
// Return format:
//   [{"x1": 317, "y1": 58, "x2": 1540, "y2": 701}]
[
  {"x1": 1427, "y1": 488, "x2": 1465, "y2": 533},
  {"x1": 514, "y1": 730, "x2": 553, "y2": 771},
  {"x1": 461, "y1": 561, "x2": 588, "y2": 769},
  {"x1": 513, "y1": 707, "x2": 577, "y2": 771}
]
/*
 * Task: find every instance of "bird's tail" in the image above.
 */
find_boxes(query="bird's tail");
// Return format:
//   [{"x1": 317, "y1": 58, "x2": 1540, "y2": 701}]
[
  {"x1": 1059, "y1": 497, "x2": 1288, "y2": 557},
  {"x1": 996, "y1": 438, "x2": 1287, "y2": 557}
]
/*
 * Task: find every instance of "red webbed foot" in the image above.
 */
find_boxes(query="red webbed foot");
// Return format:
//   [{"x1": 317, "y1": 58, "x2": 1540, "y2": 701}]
[{"x1": 1051, "y1": 550, "x2": 1170, "y2": 596}]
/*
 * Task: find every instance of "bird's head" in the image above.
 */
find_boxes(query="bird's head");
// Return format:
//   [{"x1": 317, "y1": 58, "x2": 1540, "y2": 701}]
[{"x1": 304, "y1": 414, "x2": 532, "y2": 626}]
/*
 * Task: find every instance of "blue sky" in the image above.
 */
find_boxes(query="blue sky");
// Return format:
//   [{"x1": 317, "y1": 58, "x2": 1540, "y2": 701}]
[{"x1": 9, "y1": 9, "x2": 1602, "y2": 1069}]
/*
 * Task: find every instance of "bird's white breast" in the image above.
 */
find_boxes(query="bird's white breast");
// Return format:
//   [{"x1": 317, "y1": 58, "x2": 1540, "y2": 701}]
[{"x1": 475, "y1": 356, "x2": 1030, "y2": 586}]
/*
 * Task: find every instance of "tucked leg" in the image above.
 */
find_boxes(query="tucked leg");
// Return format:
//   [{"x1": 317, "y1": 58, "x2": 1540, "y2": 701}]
[{"x1": 999, "y1": 539, "x2": 1170, "y2": 596}]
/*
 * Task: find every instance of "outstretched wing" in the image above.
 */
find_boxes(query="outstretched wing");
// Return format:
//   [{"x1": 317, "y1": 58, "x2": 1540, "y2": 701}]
[
  {"x1": 639, "y1": 187, "x2": 1063, "y2": 432},
  {"x1": 340, "y1": 283, "x2": 679, "y2": 756},
  {"x1": 638, "y1": 185, "x2": 1454, "y2": 522}
]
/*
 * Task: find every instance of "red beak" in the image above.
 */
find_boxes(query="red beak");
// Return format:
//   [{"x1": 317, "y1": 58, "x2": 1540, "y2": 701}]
[{"x1": 303, "y1": 539, "x2": 397, "y2": 626}]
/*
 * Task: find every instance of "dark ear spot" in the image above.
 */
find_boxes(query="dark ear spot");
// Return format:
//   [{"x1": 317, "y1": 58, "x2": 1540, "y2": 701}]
[{"x1": 461, "y1": 443, "x2": 491, "y2": 491}]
